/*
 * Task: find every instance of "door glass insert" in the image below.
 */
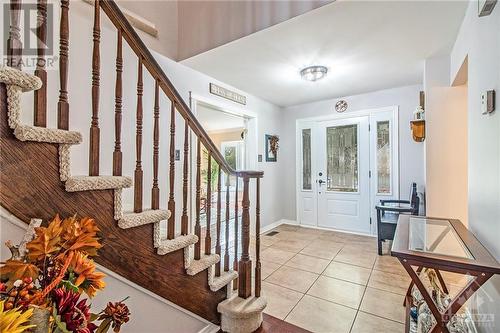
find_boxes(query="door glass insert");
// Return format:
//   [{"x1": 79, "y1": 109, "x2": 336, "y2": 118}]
[
  {"x1": 302, "y1": 129, "x2": 312, "y2": 190},
  {"x1": 326, "y1": 124, "x2": 358, "y2": 192},
  {"x1": 376, "y1": 121, "x2": 391, "y2": 194}
]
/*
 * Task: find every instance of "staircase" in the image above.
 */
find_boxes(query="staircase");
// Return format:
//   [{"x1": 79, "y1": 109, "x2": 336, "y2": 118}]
[{"x1": 1, "y1": 0, "x2": 266, "y2": 331}]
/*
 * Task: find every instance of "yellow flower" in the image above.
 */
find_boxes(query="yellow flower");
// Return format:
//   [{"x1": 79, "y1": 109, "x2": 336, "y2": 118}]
[{"x1": 0, "y1": 300, "x2": 35, "y2": 333}]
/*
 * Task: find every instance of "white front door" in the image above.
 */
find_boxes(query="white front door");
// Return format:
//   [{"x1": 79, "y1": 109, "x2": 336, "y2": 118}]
[
  {"x1": 316, "y1": 116, "x2": 371, "y2": 233},
  {"x1": 297, "y1": 108, "x2": 399, "y2": 235}
]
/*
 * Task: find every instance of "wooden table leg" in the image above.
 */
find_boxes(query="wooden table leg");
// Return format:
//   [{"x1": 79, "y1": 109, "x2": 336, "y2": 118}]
[{"x1": 404, "y1": 265, "x2": 423, "y2": 306}]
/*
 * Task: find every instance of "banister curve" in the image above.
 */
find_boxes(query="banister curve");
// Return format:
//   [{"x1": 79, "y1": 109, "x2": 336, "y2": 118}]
[{"x1": 99, "y1": 0, "x2": 263, "y2": 179}]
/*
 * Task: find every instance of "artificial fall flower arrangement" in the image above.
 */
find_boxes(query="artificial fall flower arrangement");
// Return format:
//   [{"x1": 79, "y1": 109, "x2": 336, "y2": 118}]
[{"x1": 0, "y1": 215, "x2": 130, "y2": 333}]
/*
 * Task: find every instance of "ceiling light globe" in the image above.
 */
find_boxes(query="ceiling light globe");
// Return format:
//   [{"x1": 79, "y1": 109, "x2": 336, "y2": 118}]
[{"x1": 300, "y1": 66, "x2": 328, "y2": 82}]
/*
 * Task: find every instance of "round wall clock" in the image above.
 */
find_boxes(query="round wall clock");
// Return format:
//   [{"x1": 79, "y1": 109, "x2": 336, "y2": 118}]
[{"x1": 335, "y1": 100, "x2": 348, "y2": 113}]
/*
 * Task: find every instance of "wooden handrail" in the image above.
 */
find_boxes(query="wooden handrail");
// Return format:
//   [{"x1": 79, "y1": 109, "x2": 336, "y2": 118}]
[{"x1": 99, "y1": 0, "x2": 262, "y2": 179}]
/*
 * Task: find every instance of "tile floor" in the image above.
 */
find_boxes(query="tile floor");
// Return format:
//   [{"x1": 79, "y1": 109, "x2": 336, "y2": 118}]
[{"x1": 256, "y1": 224, "x2": 468, "y2": 333}]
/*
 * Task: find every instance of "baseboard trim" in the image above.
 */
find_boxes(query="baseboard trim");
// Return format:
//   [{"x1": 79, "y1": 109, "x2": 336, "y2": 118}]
[{"x1": 260, "y1": 219, "x2": 297, "y2": 235}]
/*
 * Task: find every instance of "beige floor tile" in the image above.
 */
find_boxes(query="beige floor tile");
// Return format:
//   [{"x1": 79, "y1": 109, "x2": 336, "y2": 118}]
[
  {"x1": 318, "y1": 233, "x2": 348, "y2": 243},
  {"x1": 262, "y1": 281, "x2": 303, "y2": 320},
  {"x1": 266, "y1": 266, "x2": 319, "y2": 293},
  {"x1": 285, "y1": 295, "x2": 357, "y2": 333},
  {"x1": 373, "y1": 255, "x2": 408, "y2": 276},
  {"x1": 261, "y1": 247, "x2": 296, "y2": 264},
  {"x1": 285, "y1": 254, "x2": 330, "y2": 274},
  {"x1": 260, "y1": 235, "x2": 280, "y2": 247},
  {"x1": 261, "y1": 260, "x2": 281, "y2": 279},
  {"x1": 368, "y1": 269, "x2": 411, "y2": 295},
  {"x1": 307, "y1": 275, "x2": 366, "y2": 309},
  {"x1": 272, "y1": 238, "x2": 312, "y2": 253},
  {"x1": 334, "y1": 248, "x2": 377, "y2": 269},
  {"x1": 440, "y1": 271, "x2": 471, "y2": 287},
  {"x1": 295, "y1": 227, "x2": 327, "y2": 236},
  {"x1": 343, "y1": 241, "x2": 378, "y2": 254},
  {"x1": 275, "y1": 224, "x2": 300, "y2": 232},
  {"x1": 351, "y1": 311, "x2": 405, "y2": 333},
  {"x1": 360, "y1": 287, "x2": 406, "y2": 323},
  {"x1": 300, "y1": 240, "x2": 344, "y2": 260},
  {"x1": 322, "y1": 261, "x2": 372, "y2": 285}
]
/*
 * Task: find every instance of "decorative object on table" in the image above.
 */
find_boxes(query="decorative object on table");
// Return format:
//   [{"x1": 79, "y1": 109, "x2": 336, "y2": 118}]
[
  {"x1": 0, "y1": 216, "x2": 131, "y2": 333},
  {"x1": 335, "y1": 100, "x2": 348, "y2": 113},
  {"x1": 410, "y1": 269, "x2": 476, "y2": 333},
  {"x1": 265, "y1": 135, "x2": 279, "y2": 162}
]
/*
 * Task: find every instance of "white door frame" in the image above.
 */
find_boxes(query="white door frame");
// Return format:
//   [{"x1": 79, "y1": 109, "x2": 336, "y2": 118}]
[
  {"x1": 295, "y1": 106, "x2": 399, "y2": 235},
  {"x1": 189, "y1": 93, "x2": 258, "y2": 232}
]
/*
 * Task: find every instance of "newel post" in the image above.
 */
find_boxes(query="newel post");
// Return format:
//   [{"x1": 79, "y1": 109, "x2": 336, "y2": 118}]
[{"x1": 238, "y1": 175, "x2": 252, "y2": 299}]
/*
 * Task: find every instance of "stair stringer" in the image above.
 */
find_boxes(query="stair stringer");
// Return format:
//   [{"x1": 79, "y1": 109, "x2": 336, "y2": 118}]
[{"x1": 0, "y1": 74, "x2": 227, "y2": 323}]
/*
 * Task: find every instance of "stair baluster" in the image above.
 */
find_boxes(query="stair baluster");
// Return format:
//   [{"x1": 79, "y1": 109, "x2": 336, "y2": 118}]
[
  {"x1": 215, "y1": 167, "x2": 222, "y2": 276},
  {"x1": 7, "y1": 0, "x2": 22, "y2": 70},
  {"x1": 181, "y1": 121, "x2": 189, "y2": 235},
  {"x1": 233, "y1": 177, "x2": 239, "y2": 290},
  {"x1": 255, "y1": 178, "x2": 261, "y2": 297},
  {"x1": 89, "y1": 0, "x2": 100, "y2": 176},
  {"x1": 34, "y1": 0, "x2": 47, "y2": 127},
  {"x1": 224, "y1": 175, "x2": 230, "y2": 272},
  {"x1": 134, "y1": 58, "x2": 143, "y2": 213},
  {"x1": 194, "y1": 139, "x2": 202, "y2": 260},
  {"x1": 238, "y1": 176, "x2": 251, "y2": 298},
  {"x1": 57, "y1": 0, "x2": 70, "y2": 130},
  {"x1": 151, "y1": 80, "x2": 160, "y2": 209},
  {"x1": 112, "y1": 29, "x2": 123, "y2": 175},
  {"x1": 167, "y1": 101, "x2": 176, "y2": 239},
  {"x1": 205, "y1": 152, "x2": 212, "y2": 255}
]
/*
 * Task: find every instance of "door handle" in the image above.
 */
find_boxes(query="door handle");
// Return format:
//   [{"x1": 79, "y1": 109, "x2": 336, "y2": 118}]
[{"x1": 318, "y1": 179, "x2": 326, "y2": 186}]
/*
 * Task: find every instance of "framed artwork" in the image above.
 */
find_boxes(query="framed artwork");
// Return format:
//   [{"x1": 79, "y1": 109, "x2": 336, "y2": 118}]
[{"x1": 265, "y1": 134, "x2": 279, "y2": 162}]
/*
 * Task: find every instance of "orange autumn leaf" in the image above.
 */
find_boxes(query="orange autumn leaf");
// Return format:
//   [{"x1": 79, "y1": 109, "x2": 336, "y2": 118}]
[
  {"x1": 26, "y1": 215, "x2": 63, "y2": 262},
  {"x1": 60, "y1": 216, "x2": 101, "y2": 256},
  {"x1": 0, "y1": 259, "x2": 39, "y2": 283}
]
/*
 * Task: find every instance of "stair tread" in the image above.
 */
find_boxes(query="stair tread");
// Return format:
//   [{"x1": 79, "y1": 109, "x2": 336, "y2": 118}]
[
  {"x1": 14, "y1": 125, "x2": 82, "y2": 144},
  {"x1": 119, "y1": 209, "x2": 170, "y2": 229},
  {"x1": 65, "y1": 176, "x2": 132, "y2": 192},
  {"x1": 217, "y1": 294, "x2": 267, "y2": 318},
  {"x1": 210, "y1": 270, "x2": 238, "y2": 292},
  {"x1": 186, "y1": 254, "x2": 220, "y2": 276},
  {"x1": 157, "y1": 234, "x2": 198, "y2": 255}
]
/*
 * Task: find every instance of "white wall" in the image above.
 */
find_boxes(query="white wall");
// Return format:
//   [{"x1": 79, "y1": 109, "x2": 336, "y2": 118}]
[
  {"x1": 153, "y1": 53, "x2": 284, "y2": 230},
  {"x1": 424, "y1": 56, "x2": 468, "y2": 224},
  {"x1": 0, "y1": 211, "x2": 214, "y2": 333},
  {"x1": 448, "y1": 2, "x2": 500, "y2": 332},
  {"x1": 280, "y1": 84, "x2": 425, "y2": 221}
]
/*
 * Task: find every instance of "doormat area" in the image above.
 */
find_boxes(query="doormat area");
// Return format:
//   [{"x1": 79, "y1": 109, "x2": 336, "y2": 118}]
[{"x1": 265, "y1": 231, "x2": 280, "y2": 236}]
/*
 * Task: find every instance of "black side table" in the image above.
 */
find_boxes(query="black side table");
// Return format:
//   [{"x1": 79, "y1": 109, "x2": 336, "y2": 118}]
[{"x1": 375, "y1": 203, "x2": 414, "y2": 255}]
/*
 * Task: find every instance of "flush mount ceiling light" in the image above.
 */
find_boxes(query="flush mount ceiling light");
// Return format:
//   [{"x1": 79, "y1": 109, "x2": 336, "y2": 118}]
[{"x1": 300, "y1": 65, "x2": 328, "y2": 82}]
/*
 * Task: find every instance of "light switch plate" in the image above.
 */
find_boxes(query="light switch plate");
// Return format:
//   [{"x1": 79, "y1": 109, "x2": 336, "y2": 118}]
[{"x1": 481, "y1": 90, "x2": 495, "y2": 114}]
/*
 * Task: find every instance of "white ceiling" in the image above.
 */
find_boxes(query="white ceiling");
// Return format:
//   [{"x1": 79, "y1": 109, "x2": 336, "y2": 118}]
[
  {"x1": 197, "y1": 103, "x2": 246, "y2": 132},
  {"x1": 182, "y1": 1, "x2": 468, "y2": 107}
]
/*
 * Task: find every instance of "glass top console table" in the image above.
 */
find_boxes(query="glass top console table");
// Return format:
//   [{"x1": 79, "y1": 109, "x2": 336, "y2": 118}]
[{"x1": 392, "y1": 215, "x2": 500, "y2": 333}]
